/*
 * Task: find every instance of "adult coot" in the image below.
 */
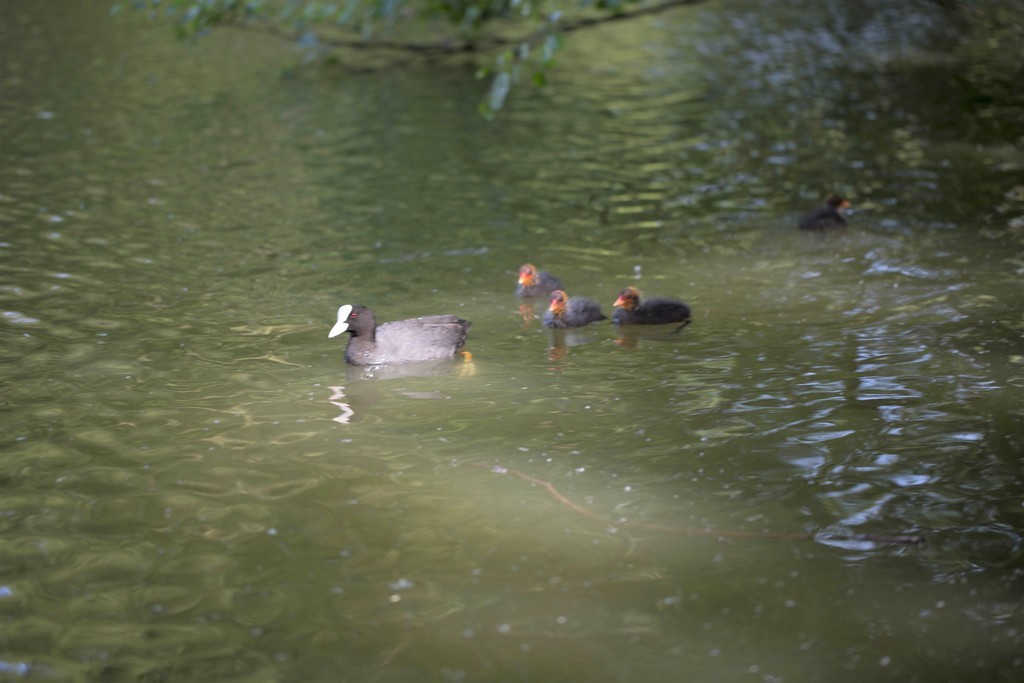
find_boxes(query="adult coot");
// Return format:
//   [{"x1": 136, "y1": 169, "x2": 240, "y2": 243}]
[
  {"x1": 516, "y1": 263, "x2": 563, "y2": 297},
  {"x1": 329, "y1": 304, "x2": 470, "y2": 366},
  {"x1": 612, "y1": 287, "x2": 691, "y2": 326},
  {"x1": 799, "y1": 194, "x2": 851, "y2": 231},
  {"x1": 542, "y1": 290, "x2": 606, "y2": 328}
]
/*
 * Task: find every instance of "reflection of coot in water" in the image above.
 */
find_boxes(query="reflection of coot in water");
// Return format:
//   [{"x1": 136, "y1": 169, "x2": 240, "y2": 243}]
[
  {"x1": 516, "y1": 263, "x2": 563, "y2": 297},
  {"x1": 327, "y1": 359, "x2": 475, "y2": 423},
  {"x1": 799, "y1": 194, "x2": 851, "y2": 231},
  {"x1": 328, "y1": 304, "x2": 470, "y2": 365},
  {"x1": 546, "y1": 326, "x2": 604, "y2": 361},
  {"x1": 343, "y1": 360, "x2": 475, "y2": 382},
  {"x1": 611, "y1": 287, "x2": 691, "y2": 326},
  {"x1": 542, "y1": 290, "x2": 606, "y2": 328}
]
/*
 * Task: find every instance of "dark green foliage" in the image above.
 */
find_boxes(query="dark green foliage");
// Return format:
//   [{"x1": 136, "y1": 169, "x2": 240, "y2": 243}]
[
  {"x1": 117, "y1": 0, "x2": 1024, "y2": 116},
  {"x1": 116, "y1": 0, "x2": 606, "y2": 114},
  {"x1": 426, "y1": 0, "x2": 520, "y2": 27}
]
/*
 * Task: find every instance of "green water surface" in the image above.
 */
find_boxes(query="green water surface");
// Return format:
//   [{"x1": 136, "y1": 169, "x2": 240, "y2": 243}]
[{"x1": 1, "y1": 1, "x2": 1022, "y2": 681}]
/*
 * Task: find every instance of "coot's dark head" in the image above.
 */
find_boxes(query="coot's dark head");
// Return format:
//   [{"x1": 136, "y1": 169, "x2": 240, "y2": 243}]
[
  {"x1": 518, "y1": 263, "x2": 541, "y2": 287},
  {"x1": 826, "y1": 194, "x2": 851, "y2": 210},
  {"x1": 613, "y1": 287, "x2": 641, "y2": 311},
  {"x1": 328, "y1": 304, "x2": 374, "y2": 338},
  {"x1": 548, "y1": 290, "x2": 568, "y2": 318}
]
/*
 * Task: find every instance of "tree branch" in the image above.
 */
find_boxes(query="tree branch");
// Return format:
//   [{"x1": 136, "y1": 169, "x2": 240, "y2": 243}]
[{"x1": 220, "y1": 0, "x2": 711, "y2": 55}]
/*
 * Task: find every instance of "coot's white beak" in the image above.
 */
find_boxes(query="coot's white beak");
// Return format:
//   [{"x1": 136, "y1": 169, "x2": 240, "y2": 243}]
[{"x1": 329, "y1": 304, "x2": 353, "y2": 338}]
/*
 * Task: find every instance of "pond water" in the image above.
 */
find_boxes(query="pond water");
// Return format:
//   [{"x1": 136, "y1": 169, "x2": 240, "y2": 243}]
[{"x1": 2, "y1": 1, "x2": 1023, "y2": 681}]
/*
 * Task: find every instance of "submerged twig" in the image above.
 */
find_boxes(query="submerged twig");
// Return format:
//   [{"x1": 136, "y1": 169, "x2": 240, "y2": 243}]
[{"x1": 465, "y1": 462, "x2": 925, "y2": 546}]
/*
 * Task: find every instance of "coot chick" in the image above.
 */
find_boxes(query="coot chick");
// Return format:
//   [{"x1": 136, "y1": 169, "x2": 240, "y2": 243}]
[
  {"x1": 516, "y1": 263, "x2": 563, "y2": 297},
  {"x1": 799, "y1": 194, "x2": 851, "y2": 231},
  {"x1": 329, "y1": 304, "x2": 470, "y2": 366},
  {"x1": 542, "y1": 290, "x2": 606, "y2": 328},
  {"x1": 612, "y1": 287, "x2": 691, "y2": 326}
]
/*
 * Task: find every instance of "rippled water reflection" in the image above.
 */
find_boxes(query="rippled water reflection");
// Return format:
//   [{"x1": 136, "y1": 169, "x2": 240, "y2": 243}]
[{"x1": 2, "y1": 0, "x2": 1023, "y2": 681}]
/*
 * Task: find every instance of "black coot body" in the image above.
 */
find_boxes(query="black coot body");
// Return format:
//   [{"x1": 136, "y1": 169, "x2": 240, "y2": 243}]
[
  {"x1": 329, "y1": 304, "x2": 470, "y2": 365},
  {"x1": 542, "y1": 290, "x2": 606, "y2": 328},
  {"x1": 799, "y1": 194, "x2": 851, "y2": 231},
  {"x1": 612, "y1": 287, "x2": 691, "y2": 325}
]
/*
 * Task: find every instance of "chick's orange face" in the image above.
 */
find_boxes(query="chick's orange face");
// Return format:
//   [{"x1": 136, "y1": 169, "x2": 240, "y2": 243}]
[
  {"x1": 826, "y1": 194, "x2": 851, "y2": 210},
  {"x1": 548, "y1": 290, "x2": 567, "y2": 316},
  {"x1": 614, "y1": 287, "x2": 639, "y2": 310},
  {"x1": 518, "y1": 264, "x2": 538, "y2": 286}
]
